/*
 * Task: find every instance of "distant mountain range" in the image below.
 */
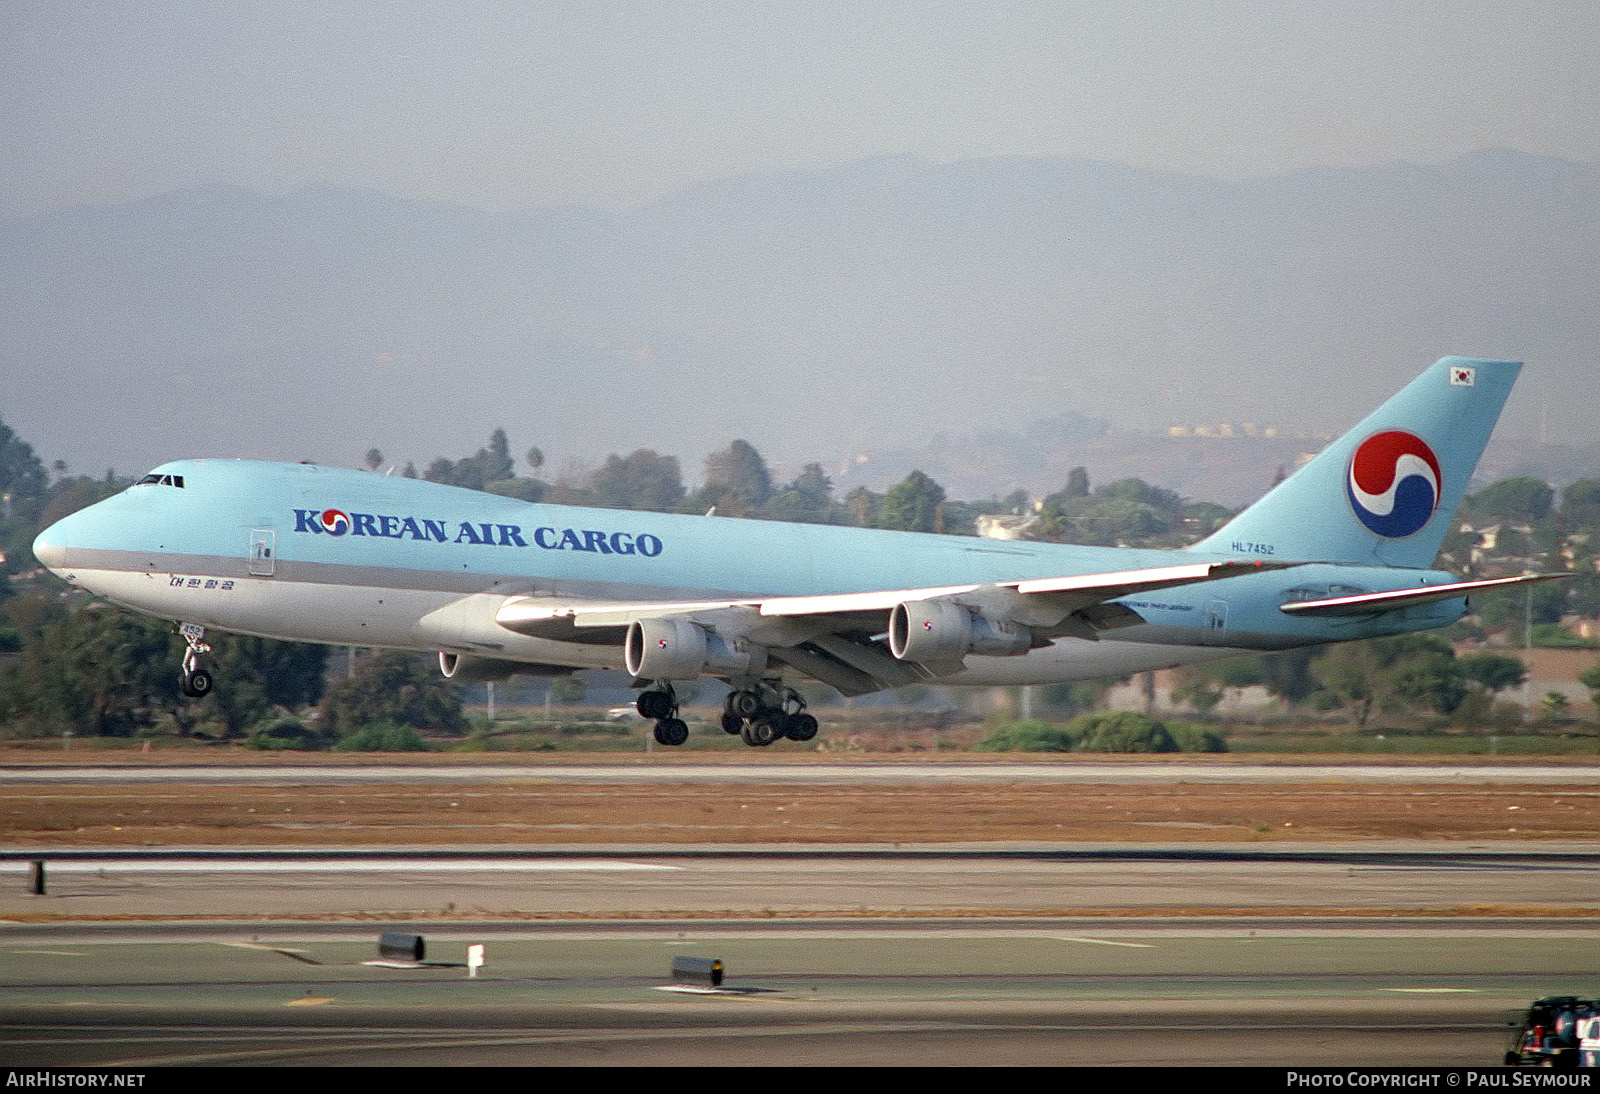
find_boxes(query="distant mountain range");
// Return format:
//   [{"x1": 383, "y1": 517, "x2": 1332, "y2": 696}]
[{"x1": 3, "y1": 149, "x2": 1597, "y2": 500}]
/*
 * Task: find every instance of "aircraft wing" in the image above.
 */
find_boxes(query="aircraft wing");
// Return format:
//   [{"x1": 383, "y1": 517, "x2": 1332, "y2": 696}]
[
  {"x1": 494, "y1": 559, "x2": 1291, "y2": 695},
  {"x1": 497, "y1": 559, "x2": 1287, "y2": 634},
  {"x1": 1278, "y1": 572, "x2": 1569, "y2": 617}
]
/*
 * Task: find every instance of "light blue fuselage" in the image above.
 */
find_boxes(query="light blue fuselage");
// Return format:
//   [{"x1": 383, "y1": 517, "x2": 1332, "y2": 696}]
[{"x1": 33, "y1": 457, "x2": 1462, "y2": 687}]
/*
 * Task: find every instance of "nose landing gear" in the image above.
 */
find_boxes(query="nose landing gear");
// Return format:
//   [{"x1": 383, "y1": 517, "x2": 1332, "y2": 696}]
[{"x1": 177, "y1": 622, "x2": 213, "y2": 698}]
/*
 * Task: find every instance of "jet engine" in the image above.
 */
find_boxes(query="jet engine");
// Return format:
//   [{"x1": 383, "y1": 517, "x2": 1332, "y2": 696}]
[
  {"x1": 888, "y1": 598, "x2": 1032, "y2": 662},
  {"x1": 437, "y1": 652, "x2": 524, "y2": 682},
  {"x1": 624, "y1": 618, "x2": 766, "y2": 680}
]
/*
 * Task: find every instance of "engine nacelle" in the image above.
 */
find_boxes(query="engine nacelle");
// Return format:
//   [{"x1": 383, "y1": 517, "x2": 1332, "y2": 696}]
[
  {"x1": 888, "y1": 598, "x2": 1032, "y2": 662},
  {"x1": 624, "y1": 618, "x2": 766, "y2": 680},
  {"x1": 438, "y1": 651, "x2": 524, "y2": 682}
]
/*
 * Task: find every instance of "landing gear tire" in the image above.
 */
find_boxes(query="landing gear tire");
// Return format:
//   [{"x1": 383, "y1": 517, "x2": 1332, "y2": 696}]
[
  {"x1": 720, "y1": 712, "x2": 743, "y2": 734},
  {"x1": 785, "y1": 712, "x2": 818, "y2": 741},
  {"x1": 653, "y1": 718, "x2": 689, "y2": 747},
  {"x1": 637, "y1": 688, "x2": 675, "y2": 720},
  {"x1": 180, "y1": 668, "x2": 213, "y2": 698},
  {"x1": 741, "y1": 715, "x2": 781, "y2": 747},
  {"x1": 729, "y1": 689, "x2": 763, "y2": 720}
]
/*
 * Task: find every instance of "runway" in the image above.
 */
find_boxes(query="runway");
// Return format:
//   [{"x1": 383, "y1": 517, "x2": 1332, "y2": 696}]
[
  {"x1": 5, "y1": 760, "x2": 1597, "y2": 785},
  {"x1": 1, "y1": 846, "x2": 1596, "y2": 919}
]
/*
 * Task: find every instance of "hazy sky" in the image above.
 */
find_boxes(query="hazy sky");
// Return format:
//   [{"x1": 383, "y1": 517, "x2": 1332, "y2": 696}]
[{"x1": 5, "y1": 1, "x2": 1600, "y2": 217}]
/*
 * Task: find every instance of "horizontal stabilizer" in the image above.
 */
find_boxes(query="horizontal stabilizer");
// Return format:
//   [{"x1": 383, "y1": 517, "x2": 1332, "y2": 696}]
[{"x1": 1278, "y1": 572, "x2": 1570, "y2": 617}]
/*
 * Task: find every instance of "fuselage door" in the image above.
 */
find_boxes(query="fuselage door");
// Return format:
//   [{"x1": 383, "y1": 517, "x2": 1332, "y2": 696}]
[
  {"x1": 248, "y1": 529, "x2": 276, "y2": 577},
  {"x1": 1201, "y1": 598, "x2": 1228, "y2": 645}
]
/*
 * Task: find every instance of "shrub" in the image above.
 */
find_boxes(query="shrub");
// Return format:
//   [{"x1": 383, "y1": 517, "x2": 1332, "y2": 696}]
[
  {"x1": 1069, "y1": 711, "x2": 1178, "y2": 753},
  {"x1": 245, "y1": 714, "x2": 322, "y2": 751},
  {"x1": 975, "y1": 711, "x2": 1227, "y2": 753},
  {"x1": 1164, "y1": 720, "x2": 1228, "y2": 753},
  {"x1": 332, "y1": 721, "x2": 430, "y2": 752},
  {"x1": 974, "y1": 719, "x2": 1080, "y2": 752}
]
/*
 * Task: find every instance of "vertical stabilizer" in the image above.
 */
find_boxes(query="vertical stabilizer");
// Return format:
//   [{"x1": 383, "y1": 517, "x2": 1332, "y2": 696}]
[{"x1": 1195, "y1": 356, "x2": 1520, "y2": 568}]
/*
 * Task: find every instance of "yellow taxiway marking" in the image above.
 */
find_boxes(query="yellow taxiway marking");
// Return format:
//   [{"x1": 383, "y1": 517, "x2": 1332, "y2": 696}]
[{"x1": 1384, "y1": 988, "x2": 1479, "y2": 993}]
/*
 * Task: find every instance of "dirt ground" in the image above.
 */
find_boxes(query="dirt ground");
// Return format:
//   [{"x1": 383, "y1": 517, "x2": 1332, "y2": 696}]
[{"x1": 3, "y1": 750, "x2": 1595, "y2": 846}]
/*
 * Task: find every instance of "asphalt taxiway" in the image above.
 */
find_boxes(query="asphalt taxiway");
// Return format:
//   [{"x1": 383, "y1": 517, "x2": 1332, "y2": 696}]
[
  {"x1": 3, "y1": 759, "x2": 1595, "y2": 1065},
  {"x1": 3, "y1": 919, "x2": 1592, "y2": 1066},
  {"x1": 2, "y1": 847, "x2": 1596, "y2": 1066}
]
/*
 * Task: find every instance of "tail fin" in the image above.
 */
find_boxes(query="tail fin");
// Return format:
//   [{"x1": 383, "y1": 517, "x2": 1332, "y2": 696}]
[{"x1": 1195, "y1": 356, "x2": 1520, "y2": 568}]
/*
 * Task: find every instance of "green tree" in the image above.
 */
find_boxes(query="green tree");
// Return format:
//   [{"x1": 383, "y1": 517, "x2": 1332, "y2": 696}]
[
  {"x1": 1472, "y1": 580, "x2": 1565, "y2": 630},
  {"x1": 1463, "y1": 477, "x2": 1554, "y2": 525},
  {"x1": 0, "y1": 595, "x2": 328, "y2": 740},
  {"x1": 1034, "y1": 475, "x2": 1188, "y2": 546},
  {"x1": 321, "y1": 651, "x2": 466, "y2": 737},
  {"x1": 423, "y1": 428, "x2": 519, "y2": 492},
  {"x1": 1312, "y1": 634, "x2": 1466, "y2": 726},
  {"x1": 0, "y1": 418, "x2": 49, "y2": 511},
  {"x1": 844, "y1": 486, "x2": 880, "y2": 527},
  {"x1": 590, "y1": 449, "x2": 684, "y2": 511},
  {"x1": 1064, "y1": 466, "x2": 1089, "y2": 498},
  {"x1": 695, "y1": 440, "x2": 774, "y2": 516},
  {"x1": 547, "y1": 673, "x2": 587, "y2": 705},
  {"x1": 877, "y1": 470, "x2": 947, "y2": 532},
  {"x1": 761, "y1": 463, "x2": 837, "y2": 524},
  {"x1": 199, "y1": 636, "x2": 329, "y2": 738},
  {"x1": 1457, "y1": 652, "x2": 1528, "y2": 694},
  {"x1": 1561, "y1": 479, "x2": 1600, "y2": 532},
  {"x1": 1258, "y1": 648, "x2": 1320, "y2": 704},
  {"x1": 484, "y1": 477, "x2": 546, "y2": 503},
  {"x1": 1, "y1": 598, "x2": 176, "y2": 737},
  {"x1": 1171, "y1": 656, "x2": 1264, "y2": 713},
  {"x1": 1181, "y1": 501, "x2": 1234, "y2": 539},
  {"x1": 1565, "y1": 572, "x2": 1600, "y2": 618},
  {"x1": 485, "y1": 428, "x2": 515, "y2": 482}
]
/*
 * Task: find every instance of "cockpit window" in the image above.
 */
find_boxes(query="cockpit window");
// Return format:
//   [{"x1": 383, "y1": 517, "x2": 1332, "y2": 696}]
[{"x1": 135, "y1": 473, "x2": 185, "y2": 488}]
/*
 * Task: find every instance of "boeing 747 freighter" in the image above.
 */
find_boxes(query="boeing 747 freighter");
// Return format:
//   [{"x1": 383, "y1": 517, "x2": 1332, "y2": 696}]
[{"x1": 32, "y1": 357, "x2": 1560, "y2": 746}]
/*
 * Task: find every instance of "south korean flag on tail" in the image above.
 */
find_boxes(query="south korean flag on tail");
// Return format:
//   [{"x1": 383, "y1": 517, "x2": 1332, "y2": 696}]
[{"x1": 1449, "y1": 365, "x2": 1476, "y2": 387}]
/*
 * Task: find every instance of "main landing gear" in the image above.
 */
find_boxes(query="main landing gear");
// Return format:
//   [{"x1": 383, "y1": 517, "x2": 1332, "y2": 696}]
[
  {"x1": 177, "y1": 622, "x2": 213, "y2": 698},
  {"x1": 721, "y1": 684, "x2": 817, "y2": 747},
  {"x1": 637, "y1": 685, "x2": 689, "y2": 747},
  {"x1": 636, "y1": 682, "x2": 820, "y2": 747}
]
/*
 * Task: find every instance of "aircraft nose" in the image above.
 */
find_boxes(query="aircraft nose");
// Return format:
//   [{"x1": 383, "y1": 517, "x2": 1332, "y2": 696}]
[{"x1": 32, "y1": 522, "x2": 69, "y2": 573}]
